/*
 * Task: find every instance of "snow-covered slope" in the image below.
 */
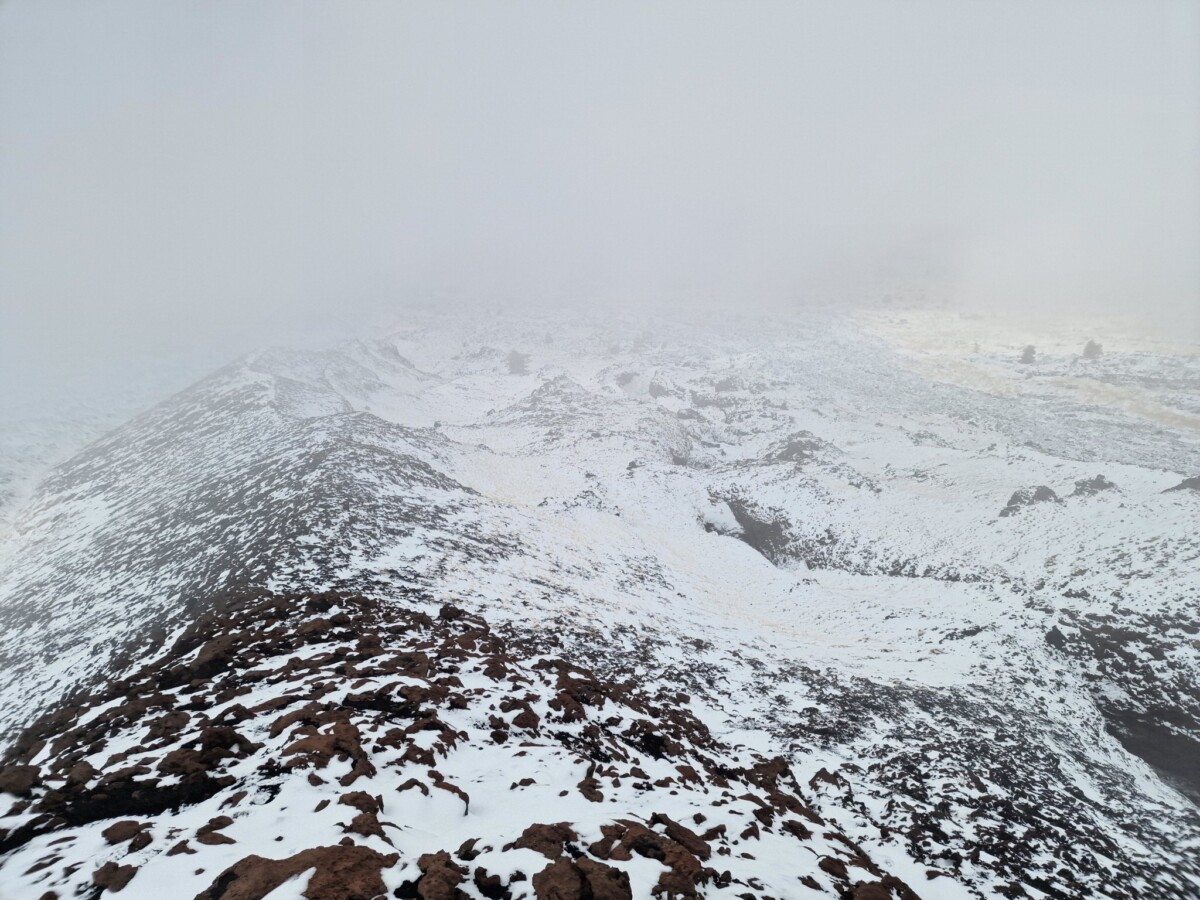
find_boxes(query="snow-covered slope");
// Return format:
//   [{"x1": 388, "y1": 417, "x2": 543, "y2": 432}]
[{"x1": 0, "y1": 309, "x2": 1197, "y2": 898}]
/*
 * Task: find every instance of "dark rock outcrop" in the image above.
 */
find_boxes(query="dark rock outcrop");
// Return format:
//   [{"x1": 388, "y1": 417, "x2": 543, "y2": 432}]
[
  {"x1": 195, "y1": 844, "x2": 398, "y2": 900},
  {"x1": 1163, "y1": 476, "x2": 1200, "y2": 493},
  {"x1": 999, "y1": 486, "x2": 1062, "y2": 517},
  {"x1": 1071, "y1": 475, "x2": 1117, "y2": 496}
]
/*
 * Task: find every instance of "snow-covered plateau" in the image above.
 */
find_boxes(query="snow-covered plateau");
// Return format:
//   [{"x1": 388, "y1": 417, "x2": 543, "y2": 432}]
[{"x1": 0, "y1": 308, "x2": 1197, "y2": 899}]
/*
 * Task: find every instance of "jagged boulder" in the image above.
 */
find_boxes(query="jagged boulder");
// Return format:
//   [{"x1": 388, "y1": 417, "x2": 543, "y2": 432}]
[
  {"x1": 1071, "y1": 475, "x2": 1118, "y2": 496},
  {"x1": 0, "y1": 765, "x2": 40, "y2": 796},
  {"x1": 532, "y1": 857, "x2": 632, "y2": 900},
  {"x1": 1164, "y1": 476, "x2": 1200, "y2": 493},
  {"x1": 722, "y1": 498, "x2": 791, "y2": 563},
  {"x1": 93, "y1": 861, "x2": 138, "y2": 892},
  {"x1": 764, "y1": 430, "x2": 838, "y2": 465},
  {"x1": 195, "y1": 845, "x2": 399, "y2": 900},
  {"x1": 999, "y1": 485, "x2": 1062, "y2": 517}
]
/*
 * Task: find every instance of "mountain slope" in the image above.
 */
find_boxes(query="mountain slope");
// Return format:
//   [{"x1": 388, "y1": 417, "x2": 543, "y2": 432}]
[{"x1": 1, "y1": 310, "x2": 1197, "y2": 898}]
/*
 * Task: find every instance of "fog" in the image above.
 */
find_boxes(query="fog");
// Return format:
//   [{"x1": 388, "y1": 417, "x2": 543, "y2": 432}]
[{"x1": 2, "y1": 0, "x2": 1198, "y2": 397}]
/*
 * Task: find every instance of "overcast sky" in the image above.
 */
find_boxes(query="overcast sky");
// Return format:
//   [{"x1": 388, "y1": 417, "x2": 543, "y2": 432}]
[{"x1": 2, "y1": 0, "x2": 1198, "y2": 391}]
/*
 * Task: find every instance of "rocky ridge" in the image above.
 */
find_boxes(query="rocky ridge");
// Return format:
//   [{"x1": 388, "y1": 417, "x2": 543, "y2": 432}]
[{"x1": 1, "y1": 589, "x2": 926, "y2": 900}]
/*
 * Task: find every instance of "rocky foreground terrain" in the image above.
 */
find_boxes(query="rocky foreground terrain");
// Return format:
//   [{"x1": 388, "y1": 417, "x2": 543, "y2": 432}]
[{"x1": 0, "y1": 309, "x2": 1197, "y2": 898}]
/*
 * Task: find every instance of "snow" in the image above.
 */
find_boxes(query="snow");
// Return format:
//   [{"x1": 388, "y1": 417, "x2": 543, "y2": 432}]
[{"x1": 0, "y1": 306, "x2": 1197, "y2": 897}]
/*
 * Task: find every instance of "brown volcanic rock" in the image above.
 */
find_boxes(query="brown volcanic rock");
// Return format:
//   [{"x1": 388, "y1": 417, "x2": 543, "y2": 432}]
[
  {"x1": 100, "y1": 820, "x2": 145, "y2": 845},
  {"x1": 337, "y1": 791, "x2": 381, "y2": 815},
  {"x1": 194, "y1": 844, "x2": 398, "y2": 900},
  {"x1": 589, "y1": 820, "x2": 709, "y2": 897},
  {"x1": 851, "y1": 876, "x2": 924, "y2": 900},
  {"x1": 196, "y1": 815, "x2": 236, "y2": 845},
  {"x1": 506, "y1": 822, "x2": 579, "y2": 858},
  {"x1": 409, "y1": 849, "x2": 470, "y2": 900},
  {"x1": 649, "y1": 812, "x2": 710, "y2": 860},
  {"x1": 92, "y1": 861, "x2": 138, "y2": 892},
  {"x1": 575, "y1": 858, "x2": 633, "y2": 900},
  {"x1": 0, "y1": 588, "x2": 937, "y2": 897},
  {"x1": 191, "y1": 633, "x2": 242, "y2": 680},
  {"x1": 282, "y1": 716, "x2": 376, "y2": 787},
  {"x1": 532, "y1": 857, "x2": 639, "y2": 900},
  {"x1": 0, "y1": 765, "x2": 40, "y2": 795},
  {"x1": 850, "y1": 882, "x2": 894, "y2": 900},
  {"x1": 532, "y1": 858, "x2": 584, "y2": 899}
]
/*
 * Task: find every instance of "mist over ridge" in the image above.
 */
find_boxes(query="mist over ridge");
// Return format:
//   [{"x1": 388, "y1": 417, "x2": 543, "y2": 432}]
[{"x1": 2, "y1": 0, "x2": 1198, "y2": 400}]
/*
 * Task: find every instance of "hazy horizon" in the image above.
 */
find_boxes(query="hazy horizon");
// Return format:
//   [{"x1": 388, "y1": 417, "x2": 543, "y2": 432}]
[{"x1": 2, "y1": 0, "x2": 1198, "y2": 393}]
